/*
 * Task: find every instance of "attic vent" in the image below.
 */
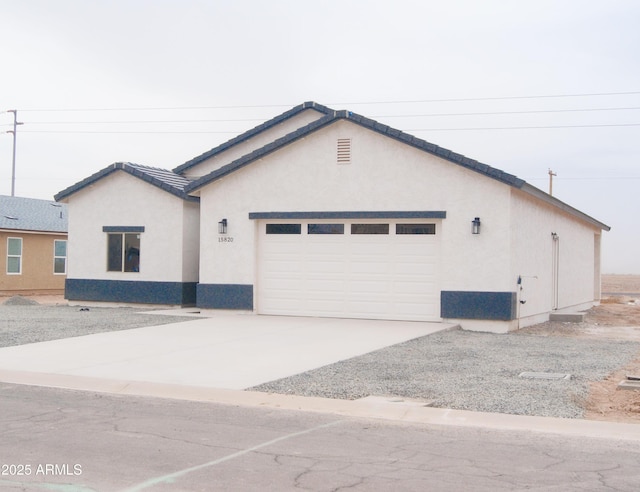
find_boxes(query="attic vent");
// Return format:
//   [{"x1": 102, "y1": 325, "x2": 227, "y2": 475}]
[{"x1": 337, "y1": 138, "x2": 351, "y2": 164}]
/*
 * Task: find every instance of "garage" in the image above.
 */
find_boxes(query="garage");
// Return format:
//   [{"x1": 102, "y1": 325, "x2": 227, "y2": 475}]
[{"x1": 257, "y1": 219, "x2": 442, "y2": 321}]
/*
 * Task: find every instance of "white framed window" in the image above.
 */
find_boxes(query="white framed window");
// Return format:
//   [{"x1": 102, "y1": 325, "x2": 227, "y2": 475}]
[
  {"x1": 7, "y1": 237, "x2": 22, "y2": 274},
  {"x1": 54, "y1": 240, "x2": 67, "y2": 274}
]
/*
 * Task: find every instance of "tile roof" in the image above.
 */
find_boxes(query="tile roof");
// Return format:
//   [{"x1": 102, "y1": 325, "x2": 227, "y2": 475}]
[
  {"x1": 172, "y1": 101, "x2": 333, "y2": 174},
  {"x1": 183, "y1": 103, "x2": 609, "y2": 231},
  {"x1": 0, "y1": 195, "x2": 68, "y2": 233},
  {"x1": 184, "y1": 108, "x2": 526, "y2": 192},
  {"x1": 54, "y1": 162, "x2": 197, "y2": 202}
]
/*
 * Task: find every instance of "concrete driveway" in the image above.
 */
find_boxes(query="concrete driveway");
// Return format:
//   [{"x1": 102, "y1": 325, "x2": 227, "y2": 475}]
[{"x1": 0, "y1": 311, "x2": 452, "y2": 390}]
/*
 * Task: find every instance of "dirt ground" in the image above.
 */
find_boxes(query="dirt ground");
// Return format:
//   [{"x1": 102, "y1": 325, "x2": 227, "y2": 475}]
[
  {"x1": 585, "y1": 276, "x2": 640, "y2": 423},
  {"x1": 3, "y1": 276, "x2": 640, "y2": 423},
  {"x1": 519, "y1": 274, "x2": 640, "y2": 423}
]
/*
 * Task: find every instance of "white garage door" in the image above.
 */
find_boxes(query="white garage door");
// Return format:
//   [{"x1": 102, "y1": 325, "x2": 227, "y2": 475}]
[{"x1": 257, "y1": 220, "x2": 441, "y2": 321}]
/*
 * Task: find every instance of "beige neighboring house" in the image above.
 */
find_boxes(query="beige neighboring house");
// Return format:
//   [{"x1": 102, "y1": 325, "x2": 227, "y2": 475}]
[{"x1": 0, "y1": 195, "x2": 68, "y2": 296}]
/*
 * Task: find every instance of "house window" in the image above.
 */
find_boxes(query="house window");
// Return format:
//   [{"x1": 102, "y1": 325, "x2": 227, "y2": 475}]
[
  {"x1": 7, "y1": 237, "x2": 22, "y2": 274},
  {"x1": 351, "y1": 224, "x2": 389, "y2": 235},
  {"x1": 396, "y1": 223, "x2": 436, "y2": 235},
  {"x1": 54, "y1": 240, "x2": 67, "y2": 274},
  {"x1": 266, "y1": 224, "x2": 302, "y2": 235},
  {"x1": 107, "y1": 233, "x2": 141, "y2": 272},
  {"x1": 308, "y1": 224, "x2": 344, "y2": 234}
]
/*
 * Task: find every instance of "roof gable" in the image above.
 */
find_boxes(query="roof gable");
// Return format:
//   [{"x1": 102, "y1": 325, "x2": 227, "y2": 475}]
[
  {"x1": 173, "y1": 101, "x2": 333, "y2": 175},
  {"x1": 0, "y1": 195, "x2": 67, "y2": 233},
  {"x1": 183, "y1": 102, "x2": 609, "y2": 232},
  {"x1": 55, "y1": 162, "x2": 198, "y2": 203},
  {"x1": 184, "y1": 107, "x2": 525, "y2": 193}
]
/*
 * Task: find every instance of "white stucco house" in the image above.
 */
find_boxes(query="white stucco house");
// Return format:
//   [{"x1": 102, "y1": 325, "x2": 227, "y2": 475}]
[{"x1": 55, "y1": 101, "x2": 610, "y2": 332}]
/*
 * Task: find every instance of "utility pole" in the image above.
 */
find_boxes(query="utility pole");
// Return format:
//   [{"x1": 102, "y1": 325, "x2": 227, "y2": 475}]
[
  {"x1": 6, "y1": 109, "x2": 23, "y2": 197},
  {"x1": 548, "y1": 168, "x2": 557, "y2": 196}
]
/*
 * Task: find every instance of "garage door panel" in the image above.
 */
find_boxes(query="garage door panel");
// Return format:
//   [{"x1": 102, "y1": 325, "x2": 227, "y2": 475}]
[
  {"x1": 306, "y1": 261, "x2": 346, "y2": 274},
  {"x1": 262, "y1": 278, "x2": 303, "y2": 291},
  {"x1": 258, "y1": 220, "x2": 441, "y2": 321}
]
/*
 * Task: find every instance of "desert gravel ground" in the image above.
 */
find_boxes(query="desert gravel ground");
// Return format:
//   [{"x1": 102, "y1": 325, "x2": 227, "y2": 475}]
[
  {"x1": 249, "y1": 325, "x2": 640, "y2": 419},
  {"x1": 3, "y1": 290, "x2": 640, "y2": 421},
  {"x1": 0, "y1": 296, "x2": 197, "y2": 348}
]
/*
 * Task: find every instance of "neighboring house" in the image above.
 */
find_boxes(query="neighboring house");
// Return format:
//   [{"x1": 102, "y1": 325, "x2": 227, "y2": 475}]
[
  {"x1": 55, "y1": 102, "x2": 610, "y2": 332},
  {"x1": 0, "y1": 195, "x2": 68, "y2": 295}
]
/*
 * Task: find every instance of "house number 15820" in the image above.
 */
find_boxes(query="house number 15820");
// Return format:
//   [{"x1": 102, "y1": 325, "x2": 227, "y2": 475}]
[{"x1": 218, "y1": 237, "x2": 234, "y2": 242}]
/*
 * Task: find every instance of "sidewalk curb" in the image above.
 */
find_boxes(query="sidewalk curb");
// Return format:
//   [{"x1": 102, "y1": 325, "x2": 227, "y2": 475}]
[{"x1": 2, "y1": 369, "x2": 639, "y2": 441}]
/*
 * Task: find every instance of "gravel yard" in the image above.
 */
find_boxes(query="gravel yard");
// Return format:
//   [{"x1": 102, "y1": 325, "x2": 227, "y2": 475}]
[
  {"x1": 249, "y1": 328, "x2": 640, "y2": 419},
  {"x1": 2, "y1": 290, "x2": 640, "y2": 421},
  {"x1": 0, "y1": 300, "x2": 197, "y2": 348}
]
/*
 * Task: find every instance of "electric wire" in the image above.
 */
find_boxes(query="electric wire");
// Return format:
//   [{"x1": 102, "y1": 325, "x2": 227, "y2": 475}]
[
  {"x1": 15, "y1": 123, "x2": 640, "y2": 134},
  {"x1": 12, "y1": 90, "x2": 640, "y2": 113},
  {"x1": 9, "y1": 105, "x2": 640, "y2": 126}
]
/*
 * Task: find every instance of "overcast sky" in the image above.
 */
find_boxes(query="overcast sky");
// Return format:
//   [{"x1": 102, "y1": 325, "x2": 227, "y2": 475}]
[{"x1": 1, "y1": 0, "x2": 639, "y2": 274}]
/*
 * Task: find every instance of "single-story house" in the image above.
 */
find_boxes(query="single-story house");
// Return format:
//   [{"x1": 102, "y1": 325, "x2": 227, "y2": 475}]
[
  {"x1": 0, "y1": 195, "x2": 68, "y2": 295},
  {"x1": 55, "y1": 102, "x2": 609, "y2": 332}
]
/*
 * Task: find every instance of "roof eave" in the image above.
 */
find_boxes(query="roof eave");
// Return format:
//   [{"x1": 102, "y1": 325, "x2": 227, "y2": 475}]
[
  {"x1": 55, "y1": 163, "x2": 199, "y2": 203},
  {"x1": 520, "y1": 183, "x2": 611, "y2": 231},
  {"x1": 185, "y1": 110, "x2": 526, "y2": 194},
  {"x1": 173, "y1": 101, "x2": 333, "y2": 175},
  {"x1": 185, "y1": 114, "x2": 338, "y2": 193},
  {"x1": 0, "y1": 227, "x2": 67, "y2": 235}
]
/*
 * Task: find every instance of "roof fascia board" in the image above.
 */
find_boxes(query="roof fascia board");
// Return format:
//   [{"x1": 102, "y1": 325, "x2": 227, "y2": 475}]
[
  {"x1": 172, "y1": 101, "x2": 333, "y2": 174},
  {"x1": 185, "y1": 110, "x2": 525, "y2": 193},
  {"x1": 519, "y1": 183, "x2": 610, "y2": 231},
  {"x1": 0, "y1": 228, "x2": 67, "y2": 235},
  {"x1": 54, "y1": 162, "x2": 199, "y2": 203},
  {"x1": 343, "y1": 112, "x2": 525, "y2": 188},
  {"x1": 185, "y1": 114, "x2": 337, "y2": 192}
]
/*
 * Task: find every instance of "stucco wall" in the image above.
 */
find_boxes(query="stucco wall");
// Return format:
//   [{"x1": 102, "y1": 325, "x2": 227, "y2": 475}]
[
  {"x1": 510, "y1": 188, "x2": 600, "y2": 326},
  {"x1": 0, "y1": 231, "x2": 66, "y2": 294},
  {"x1": 66, "y1": 171, "x2": 198, "y2": 283},
  {"x1": 182, "y1": 200, "x2": 200, "y2": 282},
  {"x1": 181, "y1": 108, "x2": 327, "y2": 180},
  {"x1": 197, "y1": 120, "x2": 514, "y2": 294}
]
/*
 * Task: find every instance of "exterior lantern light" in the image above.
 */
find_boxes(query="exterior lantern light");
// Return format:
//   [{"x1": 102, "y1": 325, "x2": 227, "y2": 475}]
[
  {"x1": 472, "y1": 217, "x2": 481, "y2": 235},
  {"x1": 218, "y1": 218, "x2": 228, "y2": 235}
]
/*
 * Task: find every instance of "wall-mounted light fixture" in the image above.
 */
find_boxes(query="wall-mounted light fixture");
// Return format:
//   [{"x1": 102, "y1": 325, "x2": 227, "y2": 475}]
[
  {"x1": 218, "y1": 218, "x2": 228, "y2": 235},
  {"x1": 471, "y1": 217, "x2": 481, "y2": 235}
]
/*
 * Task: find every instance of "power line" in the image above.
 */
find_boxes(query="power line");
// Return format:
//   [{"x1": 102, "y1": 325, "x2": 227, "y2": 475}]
[
  {"x1": 19, "y1": 103, "x2": 293, "y2": 113},
  {"x1": 335, "y1": 91, "x2": 640, "y2": 106},
  {"x1": 21, "y1": 130, "x2": 240, "y2": 134},
  {"x1": 15, "y1": 90, "x2": 640, "y2": 113},
  {"x1": 23, "y1": 118, "x2": 267, "y2": 125},
  {"x1": 377, "y1": 106, "x2": 640, "y2": 118},
  {"x1": 17, "y1": 122, "x2": 640, "y2": 135},
  {"x1": 14, "y1": 106, "x2": 640, "y2": 126},
  {"x1": 527, "y1": 176, "x2": 640, "y2": 180},
  {"x1": 407, "y1": 123, "x2": 640, "y2": 131}
]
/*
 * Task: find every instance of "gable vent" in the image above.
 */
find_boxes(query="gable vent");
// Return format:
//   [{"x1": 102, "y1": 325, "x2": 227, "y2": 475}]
[{"x1": 337, "y1": 138, "x2": 352, "y2": 164}]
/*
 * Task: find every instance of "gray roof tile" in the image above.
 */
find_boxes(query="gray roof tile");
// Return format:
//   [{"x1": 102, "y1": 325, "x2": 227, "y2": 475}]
[
  {"x1": 0, "y1": 195, "x2": 67, "y2": 233},
  {"x1": 172, "y1": 101, "x2": 334, "y2": 174},
  {"x1": 55, "y1": 162, "x2": 197, "y2": 202}
]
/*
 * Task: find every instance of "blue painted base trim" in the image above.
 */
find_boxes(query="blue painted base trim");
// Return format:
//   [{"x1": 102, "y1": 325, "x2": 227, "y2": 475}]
[
  {"x1": 249, "y1": 211, "x2": 446, "y2": 220},
  {"x1": 197, "y1": 284, "x2": 253, "y2": 310},
  {"x1": 441, "y1": 291, "x2": 517, "y2": 321},
  {"x1": 65, "y1": 279, "x2": 197, "y2": 306}
]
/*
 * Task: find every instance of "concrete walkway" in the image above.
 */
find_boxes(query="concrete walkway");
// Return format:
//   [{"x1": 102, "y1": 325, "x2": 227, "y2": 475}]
[{"x1": 0, "y1": 311, "x2": 452, "y2": 389}]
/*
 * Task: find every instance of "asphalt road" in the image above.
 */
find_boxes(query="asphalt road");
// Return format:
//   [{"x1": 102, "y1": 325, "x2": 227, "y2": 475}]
[{"x1": 1, "y1": 383, "x2": 639, "y2": 492}]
